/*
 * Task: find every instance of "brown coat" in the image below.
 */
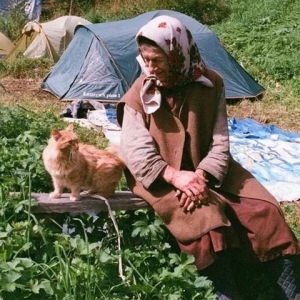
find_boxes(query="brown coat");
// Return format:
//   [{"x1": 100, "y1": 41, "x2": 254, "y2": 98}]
[{"x1": 117, "y1": 69, "x2": 279, "y2": 244}]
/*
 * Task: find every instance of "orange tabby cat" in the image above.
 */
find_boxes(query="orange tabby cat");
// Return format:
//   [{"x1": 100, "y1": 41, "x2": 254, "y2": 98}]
[{"x1": 42, "y1": 124, "x2": 124, "y2": 201}]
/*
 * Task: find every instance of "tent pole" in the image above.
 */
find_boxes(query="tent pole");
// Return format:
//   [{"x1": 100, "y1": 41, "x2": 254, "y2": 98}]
[
  {"x1": 94, "y1": 34, "x2": 131, "y2": 91},
  {"x1": 69, "y1": 0, "x2": 74, "y2": 15}
]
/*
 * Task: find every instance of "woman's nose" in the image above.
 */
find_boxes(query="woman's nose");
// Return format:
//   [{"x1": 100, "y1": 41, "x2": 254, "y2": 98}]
[{"x1": 148, "y1": 61, "x2": 156, "y2": 73}]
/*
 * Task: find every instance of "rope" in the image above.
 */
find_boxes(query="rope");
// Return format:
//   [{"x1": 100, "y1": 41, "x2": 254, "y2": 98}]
[{"x1": 88, "y1": 194, "x2": 125, "y2": 282}]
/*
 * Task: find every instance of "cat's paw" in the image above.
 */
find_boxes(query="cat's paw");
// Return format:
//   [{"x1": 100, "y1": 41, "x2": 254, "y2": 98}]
[
  {"x1": 49, "y1": 192, "x2": 62, "y2": 199},
  {"x1": 70, "y1": 195, "x2": 81, "y2": 201}
]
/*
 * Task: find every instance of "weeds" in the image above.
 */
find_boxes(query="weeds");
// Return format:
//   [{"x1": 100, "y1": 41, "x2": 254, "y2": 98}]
[
  {"x1": 41, "y1": 0, "x2": 231, "y2": 25},
  {"x1": 0, "y1": 105, "x2": 108, "y2": 194},
  {"x1": 0, "y1": 57, "x2": 53, "y2": 79},
  {"x1": 0, "y1": 5, "x2": 27, "y2": 41},
  {"x1": 0, "y1": 184, "x2": 216, "y2": 299}
]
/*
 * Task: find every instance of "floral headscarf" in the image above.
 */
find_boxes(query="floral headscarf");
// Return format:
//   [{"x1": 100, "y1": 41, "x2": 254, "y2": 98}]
[{"x1": 136, "y1": 15, "x2": 213, "y2": 114}]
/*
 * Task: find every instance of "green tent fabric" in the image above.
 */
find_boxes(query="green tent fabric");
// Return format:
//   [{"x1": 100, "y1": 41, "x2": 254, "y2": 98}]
[
  {"x1": 0, "y1": 31, "x2": 14, "y2": 58},
  {"x1": 5, "y1": 16, "x2": 91, "y2": 62},
  {"x1": 41, "y1": 10, "x2": 265, "y2": 101}
]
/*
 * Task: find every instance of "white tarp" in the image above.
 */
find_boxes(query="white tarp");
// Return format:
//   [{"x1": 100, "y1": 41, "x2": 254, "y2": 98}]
[{"x1": 228, "y1": 118, "x2": 300, "y2": 202}]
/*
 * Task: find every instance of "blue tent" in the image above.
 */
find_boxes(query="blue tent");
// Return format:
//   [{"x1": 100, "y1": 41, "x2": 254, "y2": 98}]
[{"x1": 41, "y1": 10, "x2": 265, "y2": 102}]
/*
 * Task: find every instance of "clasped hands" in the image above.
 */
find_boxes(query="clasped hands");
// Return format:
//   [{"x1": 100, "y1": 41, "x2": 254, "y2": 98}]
[
  {"x1": 173, "y1": 169, "x2": 208, "y2": 212},
  {"x1": 160, "y1": 166, "x2": 209, "y2": 212}
]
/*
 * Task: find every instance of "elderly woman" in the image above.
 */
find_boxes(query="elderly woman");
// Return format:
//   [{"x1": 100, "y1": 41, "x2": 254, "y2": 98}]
[{"x1": 117, "y1": 15, "x2": 300, "y2": 300}]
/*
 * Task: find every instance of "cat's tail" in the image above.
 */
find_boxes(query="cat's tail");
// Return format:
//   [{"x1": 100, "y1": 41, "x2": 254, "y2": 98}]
[{"x1": 105, "y1": 142, "x2": 126, "y2": 168}]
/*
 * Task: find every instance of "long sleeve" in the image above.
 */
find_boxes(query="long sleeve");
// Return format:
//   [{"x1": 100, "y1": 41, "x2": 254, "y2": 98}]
[
  {"x1": 197, "y1": 87, "x2": 230, "y2": 186},
  {"x1": 119, "y1": 104, "x2": 168, "y2": 189}
]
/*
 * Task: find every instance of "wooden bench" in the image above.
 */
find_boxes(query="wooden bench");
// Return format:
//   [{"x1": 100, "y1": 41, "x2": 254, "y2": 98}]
[
  {"x1": 29, "y1": 192, "x2": 298, "y2": 214},
  {"x1": 30, "y1": 191, "x2": 150, "y2": 214},
  {"x1": 29, "y1": 191, "x2": 150, "y2": 281}
]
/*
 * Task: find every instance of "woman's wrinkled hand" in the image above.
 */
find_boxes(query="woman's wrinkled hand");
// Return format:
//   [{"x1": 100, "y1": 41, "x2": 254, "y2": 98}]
[
  {"x1": 173, "y1": 170, "x2": 208, "y2": 212},
  {"x1": 160, "y1": 166, "x2": 209, "y2": 212},
  {"x1": 175, "y1": 188, "x2": 208, "y2": 212}
]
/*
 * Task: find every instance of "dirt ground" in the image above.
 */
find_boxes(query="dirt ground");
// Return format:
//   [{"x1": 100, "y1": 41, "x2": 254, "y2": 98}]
[
  {"x1": 0, "y1": 77, "x2": 68, "y2": 116},
  {"x1": 1, "y1": 77, "x2": 56, "y2": 101}
]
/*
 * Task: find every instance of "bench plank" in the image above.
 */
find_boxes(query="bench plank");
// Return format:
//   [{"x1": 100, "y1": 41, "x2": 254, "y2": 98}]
[{"x1": 31, "y1": 191, "x2": 149, "y2": 213}]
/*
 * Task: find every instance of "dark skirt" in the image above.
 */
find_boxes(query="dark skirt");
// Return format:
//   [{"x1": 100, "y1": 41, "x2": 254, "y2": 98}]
[{"x1": 178, "y1": 192, "x2": 300, "y2": 270}]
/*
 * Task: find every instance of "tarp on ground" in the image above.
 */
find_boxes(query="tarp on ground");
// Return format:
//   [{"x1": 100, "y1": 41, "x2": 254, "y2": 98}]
[
  {"x1": 41, "y1": 10, "x2": 265, "y2": 102},
  {"x1": 228, "y1": 118, "x2": 300, "y2": 202},
  {"x1": 5, "y1": 15, "x2": 91, "y2": 62}
]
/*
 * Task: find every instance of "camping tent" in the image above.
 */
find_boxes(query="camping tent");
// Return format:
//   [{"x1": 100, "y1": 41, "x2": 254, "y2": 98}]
[
  {"x1": 42, "y1": 10, "x2": 265, "y2": 101},
  {"x1": 5, "y1": 15, "x2": 91, "y2": 62},
  {"x1": 0, "y1": 31, "x2": 14, "y2": 58}
]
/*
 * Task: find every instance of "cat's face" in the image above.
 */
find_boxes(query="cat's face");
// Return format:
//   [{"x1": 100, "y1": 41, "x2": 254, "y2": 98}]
[{"x1": 51, "y1": 124, "x2": 79, "y2": 152}]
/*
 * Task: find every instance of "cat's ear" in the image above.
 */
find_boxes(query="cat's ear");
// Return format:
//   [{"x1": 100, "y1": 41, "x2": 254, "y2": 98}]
[
  {"x1": 66, "y1": 124, "x2": 74, "y2": 132},
  {"x1": 51, "y1": 129, "x2": 61, "y2": 141}
]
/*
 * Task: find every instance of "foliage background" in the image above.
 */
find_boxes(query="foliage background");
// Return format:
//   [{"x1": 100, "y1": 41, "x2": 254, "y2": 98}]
[{"x1": 0, "y1": 0, "x2": 300, "y2": 299}]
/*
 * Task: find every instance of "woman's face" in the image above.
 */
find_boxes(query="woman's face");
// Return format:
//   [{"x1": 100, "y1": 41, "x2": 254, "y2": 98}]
[{"x1": 140, "y1": 45, "x2": 170, "y2": 87}]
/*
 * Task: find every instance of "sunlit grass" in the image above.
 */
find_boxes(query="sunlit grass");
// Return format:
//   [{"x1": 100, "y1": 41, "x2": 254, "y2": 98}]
[
  {"x1": 227, "y1": 87, "x2": 300, "y2": 133},
  {"x1": 281, "y1": 202, "x2": 300, "y2": 239}
]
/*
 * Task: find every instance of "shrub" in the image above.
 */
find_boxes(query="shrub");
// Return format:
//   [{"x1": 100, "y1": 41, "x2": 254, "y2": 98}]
[
  {"x1": 41, "y1": 0, "x2": 231, "y2": 25},
  {"x1": 0, "y1": 5, "x2": 27, "y2": 41},
  {"x1": 168, "y1": 0, "x2": 231, "y2": 24},
  {"x1": 0, "y1": 105, "x2": 64, "y2": 192}
]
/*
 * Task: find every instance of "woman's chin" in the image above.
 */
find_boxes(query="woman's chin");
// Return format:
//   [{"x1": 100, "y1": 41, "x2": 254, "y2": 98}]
[{"x1": 159, "y1": 79, "x2": 171, "y2": 87}]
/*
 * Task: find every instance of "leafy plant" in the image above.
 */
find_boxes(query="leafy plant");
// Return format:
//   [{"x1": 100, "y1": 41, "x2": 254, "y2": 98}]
[
  {"x1": 0, "y1": 105, "x2": 61, "y2": 192},
  {"x1": 0, "y1": 104, "x2": 109, "y2": 193},
  {"x1": 0, "y1": 187, "x2": 216, "y2": 299},
  {"x1": 169, "y1": 0, "x2": 231, "y2": 25}
]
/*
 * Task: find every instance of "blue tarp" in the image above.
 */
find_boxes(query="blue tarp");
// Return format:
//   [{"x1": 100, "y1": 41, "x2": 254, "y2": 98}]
[
  {"x1": 42, "y1": 10, "x2": 265, "y2": 102},
  {"x1": 229, "y1": 118, "x2": 300, "y2": 201}
]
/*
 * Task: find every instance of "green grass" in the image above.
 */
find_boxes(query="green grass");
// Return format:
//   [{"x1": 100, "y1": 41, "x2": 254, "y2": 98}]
[{"x1": 210, "y1": 0, "x2": 300, "y2": 131}]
